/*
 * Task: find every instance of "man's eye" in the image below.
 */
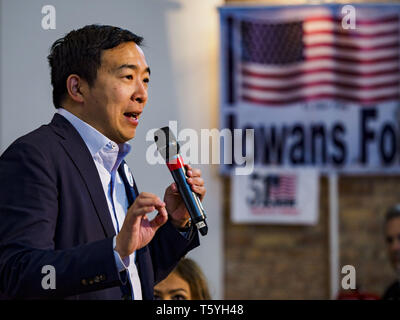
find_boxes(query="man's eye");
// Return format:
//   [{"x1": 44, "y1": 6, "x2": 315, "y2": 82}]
[
  {"x1": 125, "y1": 75, "x2": 133, "y2": 80},
  {"x1": 143, "y1": 78, "x2": 150, "y2": 84}
]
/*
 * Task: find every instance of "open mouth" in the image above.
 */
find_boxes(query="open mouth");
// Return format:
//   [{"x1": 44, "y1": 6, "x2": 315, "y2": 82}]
[
  {"x1": 123, "y1": 112, "x2": 140, "y2": 126},
  {"x1": 124, "y1": 112, "x2": 139, "y2": 120}
]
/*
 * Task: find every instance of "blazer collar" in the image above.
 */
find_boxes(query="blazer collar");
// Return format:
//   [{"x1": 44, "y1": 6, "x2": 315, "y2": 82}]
[{"x1": 49, "y1": 113, "x2": 116, "y2": 238}]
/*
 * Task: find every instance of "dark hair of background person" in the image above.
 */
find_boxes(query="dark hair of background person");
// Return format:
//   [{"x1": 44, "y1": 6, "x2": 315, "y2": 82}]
[
  {"x1": 385, "y1": 205, "x2": 400, "y2": 226},
  {"x1": 175, "y1": 258, "x2": 212, "y2": 300},
  {"x1": 47, "y1": 24, "x2": 144, "y2": 109}
]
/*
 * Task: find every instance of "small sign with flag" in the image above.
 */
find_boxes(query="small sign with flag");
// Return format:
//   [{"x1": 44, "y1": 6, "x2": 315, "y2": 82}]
[{"x1": 231, "y1": 167, "x2": 319, "y2": 224}]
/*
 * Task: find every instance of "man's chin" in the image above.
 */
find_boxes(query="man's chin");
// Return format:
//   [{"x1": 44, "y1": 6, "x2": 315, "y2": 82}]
[
  {"x1": 116, "y1": 127, "x2": 136, "y2": 142},
  {"x1": 122, "y1": 131, "x2": 136, "y2": 142}
]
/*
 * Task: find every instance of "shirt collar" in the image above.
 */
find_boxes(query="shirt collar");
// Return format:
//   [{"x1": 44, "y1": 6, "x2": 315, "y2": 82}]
[{"x1": 57, "y1": 108, "x2": 131, "y2": 170}]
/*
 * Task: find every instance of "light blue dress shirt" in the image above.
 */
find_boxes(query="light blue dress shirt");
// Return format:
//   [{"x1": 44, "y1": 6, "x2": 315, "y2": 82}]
[{"x1": 57, "y1": 108, "x2": 142, "y2": 300}]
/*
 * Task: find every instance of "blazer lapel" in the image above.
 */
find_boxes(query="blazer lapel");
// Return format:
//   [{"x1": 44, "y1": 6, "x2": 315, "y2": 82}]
[
  {"x1": 117, "y1": 161, "x2": 138, "y2": 205},
  {"x1": 50, "y1": 114, "x2": 116, "y2": 238}
]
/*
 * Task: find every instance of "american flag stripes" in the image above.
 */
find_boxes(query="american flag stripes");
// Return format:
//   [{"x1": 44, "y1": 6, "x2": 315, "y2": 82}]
[
  {"x1": 268, "y1": 174, "x2": 297, "y2": 202},
  {"x1": 239, "y1": 13, "x2": 400, "y2": 106}
]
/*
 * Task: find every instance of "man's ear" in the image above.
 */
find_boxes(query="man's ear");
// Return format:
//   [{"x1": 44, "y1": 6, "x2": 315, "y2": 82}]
[{"x1": 66, "y1": 74, "x2": 85, "y2": 103}]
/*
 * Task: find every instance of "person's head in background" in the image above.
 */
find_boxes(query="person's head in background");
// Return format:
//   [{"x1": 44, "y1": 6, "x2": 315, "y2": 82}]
[
  {"x1": 384, "y1": 205, "x2": 400, "y2": 277},
  {"x1": 154, "y1": 258, "x2": 211, "y2": 300}
]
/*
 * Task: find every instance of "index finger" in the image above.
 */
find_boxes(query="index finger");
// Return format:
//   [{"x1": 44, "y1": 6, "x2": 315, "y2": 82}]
[
  {"x1": 137, "y1": 192, "x2": 159, "y2": 199},
  {"x1": 187, "y1": 168, "x2": 201, "y2": 177}
]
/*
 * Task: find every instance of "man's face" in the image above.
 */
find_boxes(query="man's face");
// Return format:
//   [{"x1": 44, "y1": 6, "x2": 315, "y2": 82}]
[
  {"x1": 81, "y1": 41, "x2": 150, "y2": 144},
  {"x1": 385, "y1": 217, "x2": 400, "y2": 272}
]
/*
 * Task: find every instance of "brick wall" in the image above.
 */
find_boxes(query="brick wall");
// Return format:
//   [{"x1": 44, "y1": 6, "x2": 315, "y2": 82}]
[
  {"x1": 223, "y1": 0, "x2": 400, "y2": 299},
  {"x1": 224, "y1": 177, "x2": 330, "y2": 299},
  {"x1": 339, "y1": 176, "x2": 400, "y2": 295}
]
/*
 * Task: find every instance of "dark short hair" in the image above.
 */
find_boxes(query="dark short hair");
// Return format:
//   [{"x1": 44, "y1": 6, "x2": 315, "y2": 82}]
[
  {"x1": 385, "y1": 204, "x2": 400, "y2": 226},
  {"x1": 47, "y1": 24, "x2": 143, "y2": 108}
]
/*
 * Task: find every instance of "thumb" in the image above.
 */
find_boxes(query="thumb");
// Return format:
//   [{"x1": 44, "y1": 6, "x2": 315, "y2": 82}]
[
  {"x1": 165, "y1": 183, "x2": 179, "y2": 196},
  {"x1": 169, "y1": 183, "x2": 179, "y2": 193}
]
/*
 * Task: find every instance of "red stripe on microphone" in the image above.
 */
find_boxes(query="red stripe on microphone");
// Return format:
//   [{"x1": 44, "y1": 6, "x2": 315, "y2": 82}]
[{"x1": 166, "y1": 155, "x2": 185, "y2": 171}]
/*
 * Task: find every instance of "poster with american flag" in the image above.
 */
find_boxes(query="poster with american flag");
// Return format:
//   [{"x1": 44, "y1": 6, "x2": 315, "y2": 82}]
[
  {"x1": 240, "y1": 13, "x2": 399, "y2": 106},
  {"x1": 219, "y1": 5, "x2": 400, "y2": 175},
  {"x1": 232, "y1": 167, "x2": 319, "y2": 224}
]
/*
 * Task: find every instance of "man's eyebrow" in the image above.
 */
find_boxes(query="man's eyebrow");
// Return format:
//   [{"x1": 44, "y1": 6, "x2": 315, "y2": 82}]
[{"x1": 116, "y1": 64, "x2": 151, "y2": 75}]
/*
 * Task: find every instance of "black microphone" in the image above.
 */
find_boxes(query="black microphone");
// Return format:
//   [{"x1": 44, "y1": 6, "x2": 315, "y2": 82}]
[{"x1": 154, "y1": 127, "x2": 208, "y2": 236}]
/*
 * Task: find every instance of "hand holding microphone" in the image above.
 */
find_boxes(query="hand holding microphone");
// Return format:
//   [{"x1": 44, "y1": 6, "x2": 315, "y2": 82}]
[{"x1": 154, "y1": 127, "x2": 208, "y2": 236}]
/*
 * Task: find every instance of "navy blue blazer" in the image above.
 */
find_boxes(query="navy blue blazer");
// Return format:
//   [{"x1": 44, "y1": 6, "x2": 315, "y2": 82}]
[{"x1": 0, "y1": 114, "x2": 199, "y2": 300}]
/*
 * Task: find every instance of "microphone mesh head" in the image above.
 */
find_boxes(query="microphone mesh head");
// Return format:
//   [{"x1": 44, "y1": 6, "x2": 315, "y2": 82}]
[{"x1": 154, "y1": 127, "x2": 180, "y2": 161}]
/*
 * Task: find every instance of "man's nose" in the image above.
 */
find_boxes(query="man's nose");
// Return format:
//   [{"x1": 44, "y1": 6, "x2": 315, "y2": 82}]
[{"x1": 132, "y1": 80, "x2": 148, "y2": 104}]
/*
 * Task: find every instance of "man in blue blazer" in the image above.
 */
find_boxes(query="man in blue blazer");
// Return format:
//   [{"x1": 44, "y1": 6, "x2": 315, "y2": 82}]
[{"x1": 0, "y1": 25, "x2": 205, "y2": 300}]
